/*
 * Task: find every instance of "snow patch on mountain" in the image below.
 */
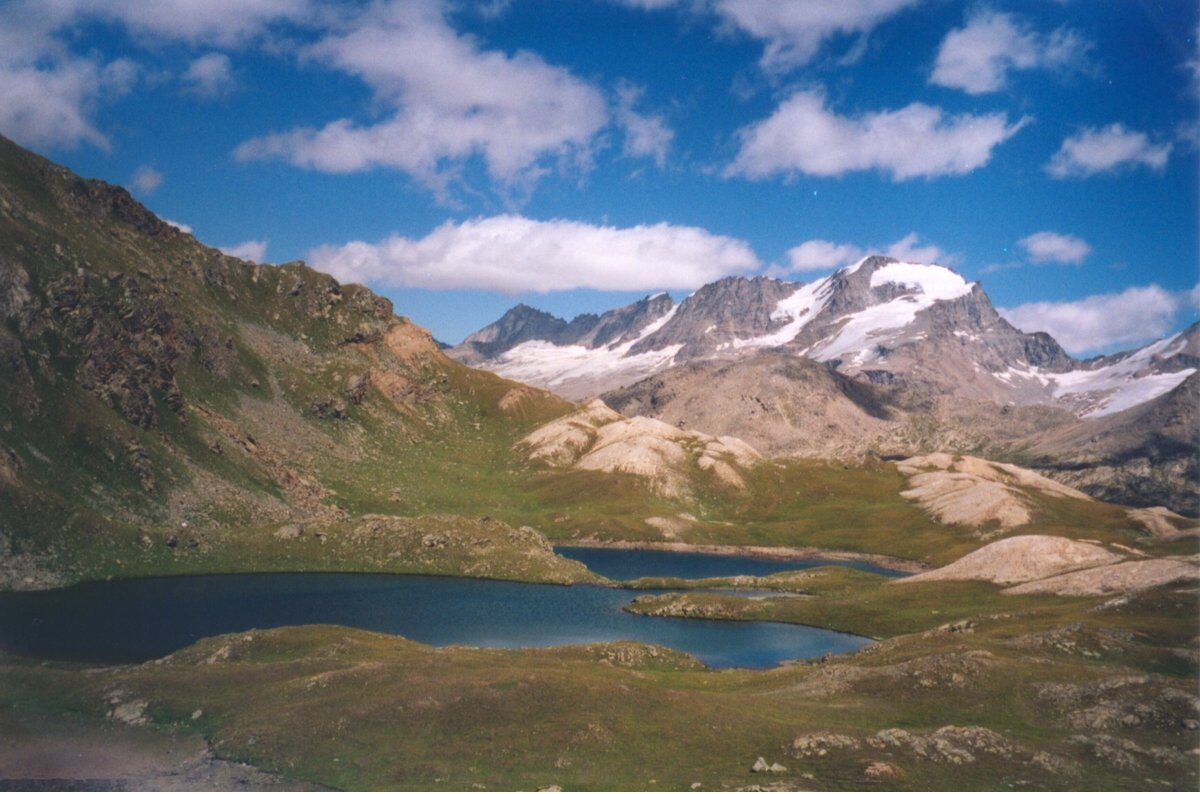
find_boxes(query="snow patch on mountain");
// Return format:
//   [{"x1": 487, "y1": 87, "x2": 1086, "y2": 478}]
[
  {"x1": 869, "y1": 262, "x2": 973, "y2": 301},
  {"x1": 1048, "y1": 331, "x2": 1196, "y2": 417},
  {"x1": 488, "y1": 304, "x2": 682, "y2": 393},
  {"x1": 732, "y1": 278, "x2": 832, "y2": 350},
  {"x1": 996, "y1": 329, "x2": 1195, "y2": 417},
  {"x1": 805, "y1": 262, "x2": 975, "y2": 364},
  {"x1": 732, "y1": 261, "x2": 977, "y2": 362}
]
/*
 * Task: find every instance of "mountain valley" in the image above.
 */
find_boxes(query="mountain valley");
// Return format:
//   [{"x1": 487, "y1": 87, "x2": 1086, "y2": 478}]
[{"x1": 0, "y1": 136, "x2": 1196, "y2": 792}]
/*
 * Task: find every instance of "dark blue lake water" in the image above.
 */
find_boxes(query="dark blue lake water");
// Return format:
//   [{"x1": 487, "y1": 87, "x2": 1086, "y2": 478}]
[
  {"x1": 0, "y1": 572, "x2": 870, "y2": 669},
  {"x1": 555, "y1": 546, "x2": 908, "y2": 580}
]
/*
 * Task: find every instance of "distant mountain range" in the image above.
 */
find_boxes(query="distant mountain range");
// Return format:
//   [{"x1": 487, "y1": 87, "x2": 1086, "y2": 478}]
[
  {"x1": 450, "y1": 257, "x2": 1196, "y2": 416},
  {"x1": 450, "y1": 257, "x2": 1198, "y2": 514}
]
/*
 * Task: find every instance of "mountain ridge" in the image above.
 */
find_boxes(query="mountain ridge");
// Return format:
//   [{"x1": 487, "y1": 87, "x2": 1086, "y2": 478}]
[{"x1": 449, "y1": 257, "x2": 1194, "y2": 417}]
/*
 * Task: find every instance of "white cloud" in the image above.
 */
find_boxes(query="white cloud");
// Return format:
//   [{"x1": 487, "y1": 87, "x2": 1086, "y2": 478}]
[
  {"x1": 0, "y1": 61, "x2": 113, "y2": 150},
  {"x1": 999, "y1": 284, "x2": 1189, "y2": 353},
  {"x1": 884, "y1": 232, "x2": 946, "y2": 264},
  {"x1": 711, "y1": 0, "x2": 923, "y2": 71},
  {"x1": 1046, "y1": 124, "x2": 1171, "y2": 178},
  {"x1": 931, "y1": 10, "x2": 1092, "y2": 94},
  {"x1": 131, "y1": 165, "x2": 164, "y2": 194},
  {"x1": 0, "y1": 0, "x2": 141, "y2": 150},
  {"x1": 614, "y1": 84, "x2": 673, "y2": 167},
  {"x1": 83, "y1": 0, "x2": 312, "y2": 47},
  {"x1": 786, "y1": 231, "x2": 946, "y2": 272},
  {"x1": 612, "y1": 0, "x2": 680, "y2": 9},
  {"x1": 219, "y1": 239, "x2": 269, "y2": 263},
  {"x1": 236, "y1": 0, "x2": 608, "y2": 194},
  {"x1": 0, "y1": 0, "x2": 301, "y2": 150},
  {"x1": 787, "y1": 239, "x2": 864, "y2": 271},
  {"x1": 308, "y1": 215, "x2": 761, "y2": 294},
  {"x1": 163, "y1": 218, "x2": 193, "y2": 234},
  {"x1": 1018, "y1": 231, "x2": 1091, "y2": 265},
  {"x1": 183, "y1": 52, "x2": 235, "y2": 98},
  {"x1": 728, "y1": 90, "x2": 1029, "y2": 181}
]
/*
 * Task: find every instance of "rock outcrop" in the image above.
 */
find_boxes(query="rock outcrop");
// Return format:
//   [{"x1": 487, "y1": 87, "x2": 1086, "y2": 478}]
[
  {"x1": 902, "y1": 535, "x2": 1123, "y2": 585},
  {"x1": 895, "y1": 454, "x2": 1092, "y2": 531},
  {"x1": 518, "y1": 400, "x2": 761, "y2": 498},
  {"x1": 902, "y1": 533, "x2": 1200, "y2": 596}
]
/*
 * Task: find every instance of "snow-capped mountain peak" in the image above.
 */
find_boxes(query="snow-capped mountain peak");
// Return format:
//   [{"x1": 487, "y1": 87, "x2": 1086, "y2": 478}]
[{"x1": 447, "y1": 261, "x2": 1193, "y2": 418}]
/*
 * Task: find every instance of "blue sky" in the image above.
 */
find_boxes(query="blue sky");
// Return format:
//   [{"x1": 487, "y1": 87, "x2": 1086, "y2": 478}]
[{"x1": 2, "y1": 0, "x2": 1197, "y2": 353}]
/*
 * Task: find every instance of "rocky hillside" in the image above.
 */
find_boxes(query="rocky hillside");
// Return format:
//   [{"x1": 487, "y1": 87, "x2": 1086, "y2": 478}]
[
  {"x1": 0, "y1": 134, "x2": 576, "y2": 587},
  {"x1": 1021, "y1": 370, "x2": 1199, "y2": 515},
  {"x1": 602, "y1": 349, "x2": 1197, "y2": 515},
  {"x1": 603, "y1": 353, "x2": 904, "y2": 458}
]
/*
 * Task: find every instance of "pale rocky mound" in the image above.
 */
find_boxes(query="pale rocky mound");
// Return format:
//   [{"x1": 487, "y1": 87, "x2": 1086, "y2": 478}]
[
  {"x1": 902, "y1": 535, "x2": 1123, "y2": 586},
  {"x1": 642, "y1": 513, "x2": 697, "y2": 539},
  {"x1": 1126, "y1": 507, "x2": 1200, "y2": 539},
  {"x1": 897, "y1": 454, "x2": 1091, "y2": 531},
  {"x1": 1005, "y1": 558, "x2": 1200, "y2": 596},
  {"x1": 902, "y1": 534, "x2": 1200, "y2": 596},
  {"x1": 518, "y1": 400, "x2": 761, "y2": 498},
  {"x1": 521, "y1": 399, "x2": 622, "y2": 466}
]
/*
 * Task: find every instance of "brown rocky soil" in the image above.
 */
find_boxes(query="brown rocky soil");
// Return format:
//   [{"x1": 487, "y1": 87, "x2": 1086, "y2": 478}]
[{"x1": 0, "y1": 709, "x2": 312, "y2": 791}]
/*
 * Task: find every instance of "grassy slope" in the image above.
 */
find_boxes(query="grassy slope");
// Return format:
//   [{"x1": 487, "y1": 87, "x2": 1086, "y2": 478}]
[{"x1": 503, "y1": 455, "x2": 1161, "y2": 569}]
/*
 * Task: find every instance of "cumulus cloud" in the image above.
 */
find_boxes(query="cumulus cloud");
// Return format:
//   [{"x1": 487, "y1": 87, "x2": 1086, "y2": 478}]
[
  {"x1": 711, "y1": 0, "x2": 923, "y2": 71},
  {"x1": 1018, "y1": 231, "x2": 1091, "y2": 265},
  {"x1": 0, "y1": 0, "x2": 141, "y2": 150},
  {"x1": 0, "y1": 61, "x2": 116, "y2": 150},
  {"x1": 885, "y1": 232, "x2": 947, "y2": 264},
  {"x1": 236, "y1": 0, "x2": 608, "y2": 194},
  {"x1": 1047, "y1": 124, "x2": 1171, "y2": 178},
  {"x1": 614, "y1": 83, "x2": 673, "y2": 167},
  {"x1": 183, "y1": 52, "x2": 235, "y2": 98},
  {"x1": 611, "y1": 0, "x2": 680, "y2": 8},
  {"x1": 727, "y1": 90, "x2": 1029, "y2": 181},
  {"x1": 0, "y1": 0, "x2": 302, "y2": 150},
  {"x1": 131, "y1": 165, "x2": 164, "y2": 194},
  {"x1": 931, "y1": 10, "x2": 1092, "y2": 94},
  {"x1": 613, "y1": 0, "x2": 921, "y2": 70},
  {"x1": 787, "y1": 239, "x2": 865, "y2": 271},
  {"x1": 82, "y1": 0, "x2": 312, "y2": 47},
  {"x1": 786, "y1": 232, "x2": 946, "y2": 272},
  {"x1": 999, "y1": 284, "x2": 1192, "y2": 353},
  {"x1": 219, "y1": 239, "x2": 269, "y2": 263},
  {"x1": 308, "y1": 215, "x2": 761, "y2": 294},
  {"x1": 163, "y1": 218, "x2": 193, "y2": 234}
]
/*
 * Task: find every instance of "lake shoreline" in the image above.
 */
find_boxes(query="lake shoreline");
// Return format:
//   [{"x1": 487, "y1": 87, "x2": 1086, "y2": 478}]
[{"x1": 555, "y1": 539, "x2": 930, "y2": 574}]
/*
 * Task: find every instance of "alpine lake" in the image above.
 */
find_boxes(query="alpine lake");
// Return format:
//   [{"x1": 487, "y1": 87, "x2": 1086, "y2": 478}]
[{"x1": 0, "y1": 548, "x2": 908, "y2": 669}]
